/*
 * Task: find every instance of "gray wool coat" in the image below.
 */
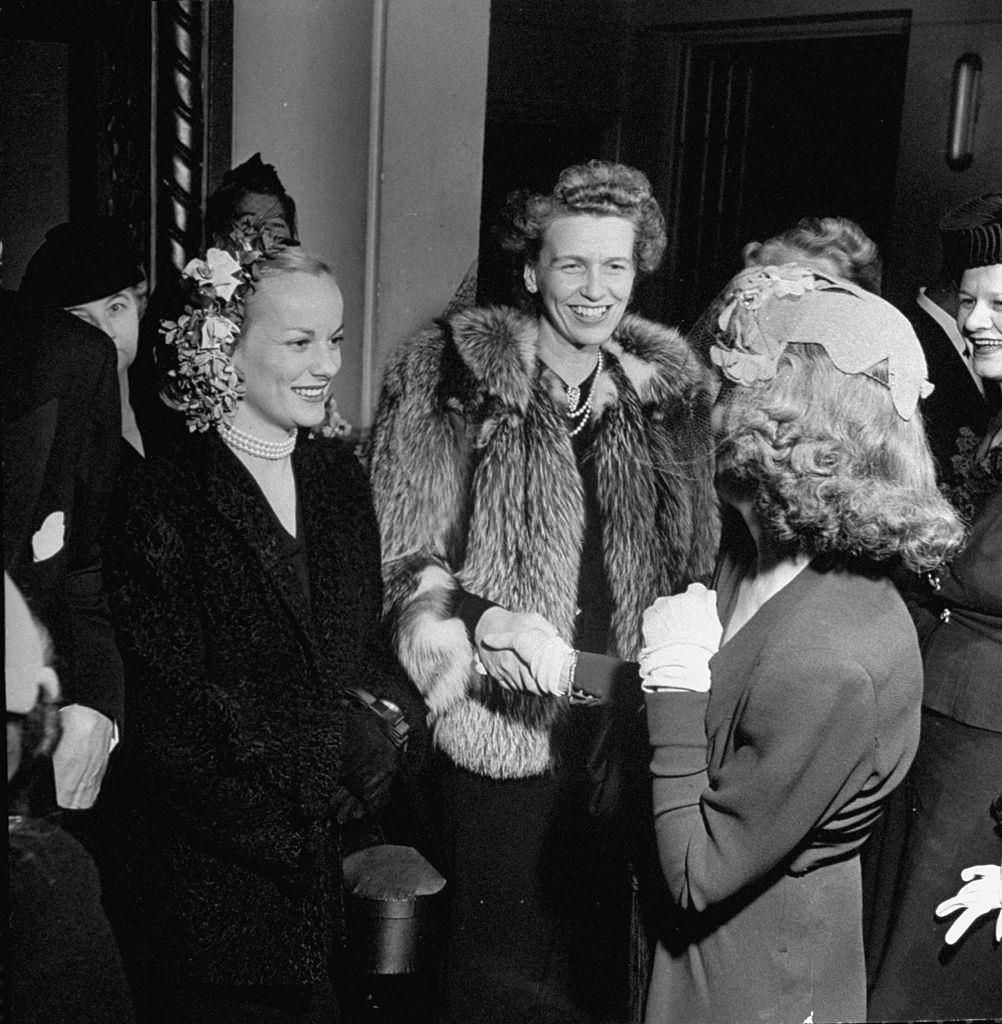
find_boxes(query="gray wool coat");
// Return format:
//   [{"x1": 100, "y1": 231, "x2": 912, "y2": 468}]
[{"x1": 370, "y1": 305, "x2": 719, "y2": 779}]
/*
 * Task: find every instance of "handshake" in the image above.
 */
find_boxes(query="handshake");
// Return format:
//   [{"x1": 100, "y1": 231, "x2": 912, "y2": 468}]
[
  {"x1": 475, "y1": 607, "x2": 575, "y2": 697},
  {"x1": 474, "y1": 583, "x2": 723, "y2": 697}
]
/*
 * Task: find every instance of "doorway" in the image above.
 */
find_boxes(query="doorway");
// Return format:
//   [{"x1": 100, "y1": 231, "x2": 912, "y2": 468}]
[{"x1": 624, "y1": 15, "x2": 910, "y2": 328}]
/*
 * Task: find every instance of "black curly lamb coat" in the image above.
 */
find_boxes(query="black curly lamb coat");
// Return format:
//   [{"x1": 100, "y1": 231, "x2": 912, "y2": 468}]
[{"x1": 101, "y1": 431, "x2": 425, "y2": 988}]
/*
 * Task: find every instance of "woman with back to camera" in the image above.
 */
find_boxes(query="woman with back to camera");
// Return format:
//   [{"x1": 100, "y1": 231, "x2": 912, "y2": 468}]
[
  {"x1": 639, "y1": 266, "x2": 964, "y2": 1024},
  {"x1": 101, "y1": 237, "x2": 424, "y2": 1024},
  {"x1": 866, "y1": 198, "x2": 1002, "y2": 1022},
  {"x1": 369, "y1": 160, "x2": 718, "y2": 1023},
  {"x1": 489, "y1": 263, "x2": 964, "y2": 1023}
]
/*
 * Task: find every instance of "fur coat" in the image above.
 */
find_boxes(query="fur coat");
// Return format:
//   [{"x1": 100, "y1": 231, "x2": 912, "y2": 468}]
[
  {"x1": 102, "y1": 432, "x2": 425, "y2": 985},
  {"x1": 370, "y1": 306, "x2": 718, "y2": 779}
]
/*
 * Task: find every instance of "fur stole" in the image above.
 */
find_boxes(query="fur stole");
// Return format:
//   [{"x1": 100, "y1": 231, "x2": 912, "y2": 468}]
[{"x1": 370, "y1": 306, "x2": 718, "y2": 778}]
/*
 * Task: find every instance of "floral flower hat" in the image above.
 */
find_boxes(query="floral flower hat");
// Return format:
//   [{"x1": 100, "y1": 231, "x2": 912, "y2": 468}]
[{"x1": 707, "y1": 263, "x2": 934, "y2": 421}]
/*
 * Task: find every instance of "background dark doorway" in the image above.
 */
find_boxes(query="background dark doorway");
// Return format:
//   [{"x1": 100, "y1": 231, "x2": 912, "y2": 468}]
[{"x1": 630, "y1": 26, "x2": 910, "y2": 328}]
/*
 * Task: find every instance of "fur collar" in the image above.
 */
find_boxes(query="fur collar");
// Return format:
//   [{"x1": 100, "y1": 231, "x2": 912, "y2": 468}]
[{"x1": 446, "y1": 304, "x2": 707, "y2": 416}]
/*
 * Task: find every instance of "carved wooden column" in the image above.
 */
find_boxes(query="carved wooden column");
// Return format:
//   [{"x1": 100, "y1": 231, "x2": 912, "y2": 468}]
[{"x1": 153, "y1": 0, "x2": 232, "y2": 287}]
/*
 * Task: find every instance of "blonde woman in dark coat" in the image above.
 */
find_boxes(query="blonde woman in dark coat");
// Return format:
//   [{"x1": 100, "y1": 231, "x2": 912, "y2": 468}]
[{"x1": 103, "y1": 244, "x2": 423, "y2": 1024}]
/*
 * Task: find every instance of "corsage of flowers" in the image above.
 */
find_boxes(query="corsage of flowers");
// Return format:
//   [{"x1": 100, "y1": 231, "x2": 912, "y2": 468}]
[
  {"x1": 942, "y1": 425, "x2": 1002, "y2": 524},
  {"x1": 161, "y1": 243, "x2": 257, "y2": 432}
]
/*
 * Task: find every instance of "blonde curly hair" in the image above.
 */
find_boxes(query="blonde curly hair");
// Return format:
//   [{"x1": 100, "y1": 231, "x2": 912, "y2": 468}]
[{"x1": 714, "y1": 344, "x2": 965, "y2": 572}]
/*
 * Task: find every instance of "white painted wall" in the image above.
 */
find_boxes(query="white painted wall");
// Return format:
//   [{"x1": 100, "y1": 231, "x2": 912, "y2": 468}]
[
  {"x1": 231, "y1": 0, "x2": 490, "y2": 429},
  {"x1": 232, "y1": 0, "x2": 374, "y2": 428}
]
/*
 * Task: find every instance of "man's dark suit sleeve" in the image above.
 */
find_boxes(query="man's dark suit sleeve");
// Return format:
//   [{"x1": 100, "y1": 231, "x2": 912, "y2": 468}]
[
  {"x1": 2, "y1": 293, "x2": 125, "y2": 723},
  {"x1": 63, "y1": 337, "x2": 125, "y2": 722}
]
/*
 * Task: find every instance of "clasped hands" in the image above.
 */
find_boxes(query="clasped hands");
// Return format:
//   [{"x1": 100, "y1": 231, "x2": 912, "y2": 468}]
[
  {"x1": 475, "y1": 607, "x2": 574, "y2": 697},
  {"x1": 473, "y1": 583, "x2": 723, "y2": 697}
]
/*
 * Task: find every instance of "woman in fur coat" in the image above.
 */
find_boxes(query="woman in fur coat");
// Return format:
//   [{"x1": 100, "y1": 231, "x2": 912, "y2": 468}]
[
  {"x1": 369, "y1": 161, "x2": 718, "y2": 1023},
  {"x1": 102, "y1": 244, "x2": 424, "y2": 1023}
]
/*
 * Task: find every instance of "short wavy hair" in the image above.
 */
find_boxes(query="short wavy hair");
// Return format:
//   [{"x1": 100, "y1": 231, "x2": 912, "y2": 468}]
[
  {"x1": 714, "y1": 344, "x2": 964, "y2": 572},
  {"x1": 744, "y1": 217, "x2": 883, "y2": 294},
  {"x1": 500, "y1": 160, "x2": 667, "y2": 275}
]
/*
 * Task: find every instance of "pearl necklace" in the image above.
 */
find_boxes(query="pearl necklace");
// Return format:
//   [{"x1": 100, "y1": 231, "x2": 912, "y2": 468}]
[
  {"x1": 218, "y1": 422, "x2": 296, "y2": 460},
  {"x1": 565, "y1": 350, "x2": 604, "y2": 438}
]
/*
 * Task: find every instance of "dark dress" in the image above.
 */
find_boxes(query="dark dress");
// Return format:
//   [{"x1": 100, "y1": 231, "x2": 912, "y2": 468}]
[
  {"x1": 866, "y1": 471, "x2": 1002, "y2": 1021},
  {"x1": 101, "y1": 431, "x2": 424, "y2": 1021},
  {"x1": 644, "y1": 557, "x2": 923, "y2": 1024},
  {"x1": 436, "y1": 413, "x2": 633, "y2": 1024}
]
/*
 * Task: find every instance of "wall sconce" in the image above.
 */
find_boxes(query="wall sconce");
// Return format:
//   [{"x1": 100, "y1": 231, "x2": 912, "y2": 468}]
[{"x1": 946, "y1": 52, "x2": 982, "y2": 171}]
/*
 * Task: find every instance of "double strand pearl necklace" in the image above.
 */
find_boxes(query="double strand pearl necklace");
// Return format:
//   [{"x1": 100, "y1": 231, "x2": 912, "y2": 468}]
[
  {"x1": 564, "y1": 349, "x2": 604, "y2": 438},
  {"x1": 218, "y1": 421, "x2": 296, "y2": 460}
]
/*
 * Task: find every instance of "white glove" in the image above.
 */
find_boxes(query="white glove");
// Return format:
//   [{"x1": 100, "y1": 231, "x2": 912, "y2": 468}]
[
  {"x1": 640, "y1": 584, "x2": 722, "y2": 693},
  {"x1": 479, "y1": 628, "x2": 574, "y2": 697},
  {"x1": 935, "y1": 864, "x2": 1002, "y2": 945}
]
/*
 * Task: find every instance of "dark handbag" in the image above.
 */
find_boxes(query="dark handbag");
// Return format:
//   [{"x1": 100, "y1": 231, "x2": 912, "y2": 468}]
[{"x1": 335, "y1": 688, "x2": 410, "y2": 825}]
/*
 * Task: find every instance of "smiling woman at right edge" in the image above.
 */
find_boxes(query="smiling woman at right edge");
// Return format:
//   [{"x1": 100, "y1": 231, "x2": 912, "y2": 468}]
[{"x1": 867, "y1": 194, "x2": 1002, "y2": 1023}]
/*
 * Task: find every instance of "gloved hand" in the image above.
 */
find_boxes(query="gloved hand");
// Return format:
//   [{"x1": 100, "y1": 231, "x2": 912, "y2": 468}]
[
  {"x1": 334, "y1": 700, "x2": 402, "y2": 824},
  {"x1": 640, "y1": 583, "x2": 722, "y2": 693},
  {"x1": 474, "y1": 608, "x2": 560, "y2": 691},
  {"x1": 479, "y1": 628, "x2": 575, "y2": 697},
  {"x1": 935, "y1": 863, "x2": 1002, "y2": 945}
]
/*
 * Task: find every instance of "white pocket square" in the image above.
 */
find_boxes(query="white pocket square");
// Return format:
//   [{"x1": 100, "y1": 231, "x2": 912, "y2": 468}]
[{"x1": 32, "y1": 511, "x2": 65, "y2": 562}]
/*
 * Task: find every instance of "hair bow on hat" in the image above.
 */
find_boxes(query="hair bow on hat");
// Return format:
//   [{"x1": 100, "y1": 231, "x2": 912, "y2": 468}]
[{"x1": 709, "y1": 263, "x2": 934, "y2": 420}]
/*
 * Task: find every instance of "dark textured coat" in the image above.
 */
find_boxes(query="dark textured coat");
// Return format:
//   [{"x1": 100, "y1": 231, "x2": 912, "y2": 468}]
[
  {"x1": 370, "y1": 305, "x2": 718, "y2": 778},
  {"x1": 103, "y1": 431, "x2": 425, "y2": 985}
]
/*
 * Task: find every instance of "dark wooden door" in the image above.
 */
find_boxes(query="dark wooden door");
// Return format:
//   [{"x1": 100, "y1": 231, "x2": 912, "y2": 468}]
[{"x1": 625, "y1": 22, "x2": 909, "y2": 328}]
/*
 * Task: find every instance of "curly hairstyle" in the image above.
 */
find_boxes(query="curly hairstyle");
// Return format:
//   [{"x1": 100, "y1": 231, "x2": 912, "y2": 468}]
[
  {"x1": 499, "y1": 160, "x2": 667, "y2": 275},
  {"x1": 714, "y1": 344, "x2": 965, "y2": 572},
  {"x1": 744, "y1": 216, "x2": 883, "y2": 294}
]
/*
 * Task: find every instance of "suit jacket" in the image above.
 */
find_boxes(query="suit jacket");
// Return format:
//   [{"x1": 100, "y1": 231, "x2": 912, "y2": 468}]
[
  {"x1": 906, "y1": 298, "x2": 992, "y2": 476},
  {"x1": 103, "y1": 431, "x2": 425, "y2": 985},
  {"x1": 645, "y1": 559, "x2": 922, "y2": 1024},
  {"x1": 1, "y1": 290, "x2": 124, "y2": 722},
  {"x1": 370, "y1": 305, "x2": 718, "y2": 779},
  {"x1": 916, "y1": 480, "x2": 1002, "y2": 733}
]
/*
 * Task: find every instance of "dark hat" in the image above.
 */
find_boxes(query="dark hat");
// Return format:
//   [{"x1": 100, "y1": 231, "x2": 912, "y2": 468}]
[
  {"x1": 20, "y1": 217, "x2": 145, "y2": 308},
  {"x1": 939, "y1": 193, "x2": 1002, "y2": 280},
  {"x1": 218, "y1": 152, "x2": 289, "y2": 197}
]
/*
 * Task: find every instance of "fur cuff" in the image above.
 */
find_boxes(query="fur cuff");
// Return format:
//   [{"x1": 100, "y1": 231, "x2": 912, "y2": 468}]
[
  {"x1": 434, "y1": 698, "x2": 555, "y2": 779},
  {"x1": 393, "y1": 565, "x2": 474, "y2": 718}
]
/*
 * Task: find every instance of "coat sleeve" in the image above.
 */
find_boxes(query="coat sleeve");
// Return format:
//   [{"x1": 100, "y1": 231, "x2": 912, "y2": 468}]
[
  {"x1": 647, "y1": 647, "x2": 879, "y2": 912},
  {"x1": 327, "y1": 441, "x2": 430, "y2": 766},
  {"x1": 58, "y1": 326, "x2": 125, "y2": 721},
  {"x1": 368, "y1": 325, "x2": 478, "y2": 719},
  {"x1": 108, "y1": 490, "x2": 328, "y2": 877}
]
